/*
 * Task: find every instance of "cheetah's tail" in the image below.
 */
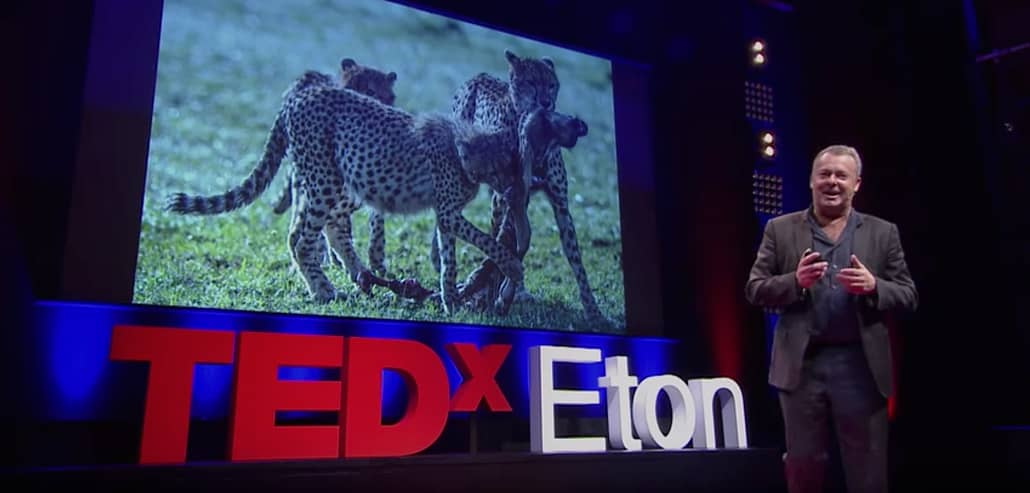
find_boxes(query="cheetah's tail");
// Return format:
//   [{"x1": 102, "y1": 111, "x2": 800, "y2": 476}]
[{"x1": 166, "y1": 112, "x2": 288, "y2": 215}]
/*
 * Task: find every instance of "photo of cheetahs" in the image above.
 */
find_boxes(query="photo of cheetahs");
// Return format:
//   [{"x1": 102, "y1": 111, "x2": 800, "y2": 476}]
[{"x1": 134, "y1": 0, "x2": 626, "y2": 333}]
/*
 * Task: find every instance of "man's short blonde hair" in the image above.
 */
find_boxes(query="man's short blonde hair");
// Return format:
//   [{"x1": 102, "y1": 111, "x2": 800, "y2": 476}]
[{"x1": 812, "y1": 145, "x2": 863, "y2": 177}]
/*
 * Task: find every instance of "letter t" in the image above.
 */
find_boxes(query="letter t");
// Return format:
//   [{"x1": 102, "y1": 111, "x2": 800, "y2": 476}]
[{"x1": 598, "y1": 356, "x2": 641, "y2": 451}]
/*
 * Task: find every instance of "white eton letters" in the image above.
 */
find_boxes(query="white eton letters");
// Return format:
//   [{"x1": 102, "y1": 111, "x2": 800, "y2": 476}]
[{"x1": 530, "y1": 345, "x2": 748, "y2": 453}]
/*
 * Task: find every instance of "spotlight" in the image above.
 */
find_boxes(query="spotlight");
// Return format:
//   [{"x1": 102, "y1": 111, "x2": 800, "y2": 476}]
[
  {"x1": 750, "y1": 39, "x2": 767, "y2": 66},
  {"x1": 752, "y1": 172, "x2": 784, "y2": 215},
  {"x1": 760, "y1": 132, "x2": 775, "y2": 144},
  {"x1": 762, "y1": 145, "x2": 776, "y2": 158}
]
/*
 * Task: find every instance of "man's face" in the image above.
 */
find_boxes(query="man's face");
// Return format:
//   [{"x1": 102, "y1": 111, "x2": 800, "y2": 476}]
[{"x1": 810, "y1": 152, "x2": 861, "y2": 215}]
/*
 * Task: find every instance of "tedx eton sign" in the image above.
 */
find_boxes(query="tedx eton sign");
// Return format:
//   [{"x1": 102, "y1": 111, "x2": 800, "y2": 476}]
[{"x1": 109, "y1": 325, "x2": 747, "y2": 464}]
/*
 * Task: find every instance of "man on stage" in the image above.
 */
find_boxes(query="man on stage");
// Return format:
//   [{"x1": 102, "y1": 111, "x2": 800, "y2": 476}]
[{"x1": 746, "y1": 145, "x2": 918, "y2": 493}]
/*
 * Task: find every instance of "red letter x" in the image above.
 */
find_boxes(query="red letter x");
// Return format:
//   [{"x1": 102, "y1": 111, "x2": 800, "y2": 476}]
[{"x1": 445, "y1": 343, "x2": 511, "y2": 412}]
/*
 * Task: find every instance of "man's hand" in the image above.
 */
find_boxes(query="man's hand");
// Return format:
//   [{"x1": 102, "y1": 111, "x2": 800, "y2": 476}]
[
  {"x1": 796, "y1": 249, "x2": 828, "y2": 289},
  {"x1": 836, "y1": 254, "x2": 877, "y2": 294}
]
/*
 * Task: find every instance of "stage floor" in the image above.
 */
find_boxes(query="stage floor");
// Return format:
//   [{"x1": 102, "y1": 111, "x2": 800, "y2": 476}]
[{"x1": 12, "y1": 448, "x2": 786, "y2": 492}]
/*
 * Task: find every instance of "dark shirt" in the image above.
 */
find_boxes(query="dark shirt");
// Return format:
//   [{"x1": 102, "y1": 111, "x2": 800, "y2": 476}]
[{"x1": 806, "y1": 208, "x2": 862, "y2": 345}]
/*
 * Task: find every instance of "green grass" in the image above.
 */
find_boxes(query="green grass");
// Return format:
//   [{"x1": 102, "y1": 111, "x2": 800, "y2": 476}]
[{"x1": 134, "y1": 0, "x2": 626, "y2": 333}]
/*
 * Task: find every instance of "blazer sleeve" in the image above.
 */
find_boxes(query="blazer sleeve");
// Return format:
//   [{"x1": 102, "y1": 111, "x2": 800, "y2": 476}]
[
  {"x1": 867, "y1": 223, "x2": 918, "y2": 313},
  {"x1": 745, "y1": 219, "x2": 804, "y2": 308}
]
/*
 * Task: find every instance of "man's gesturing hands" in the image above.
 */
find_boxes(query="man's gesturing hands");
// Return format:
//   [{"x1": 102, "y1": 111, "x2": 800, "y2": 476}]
[
  {"x1": 836, "y1": 254, "x2": 876, "y2": 295},
  {"x1": 796, "y1": 249, "x2": 827, "y2": 290},
  {"x1": 796, "y1": 250, "x2": 876, "y2": 295}
]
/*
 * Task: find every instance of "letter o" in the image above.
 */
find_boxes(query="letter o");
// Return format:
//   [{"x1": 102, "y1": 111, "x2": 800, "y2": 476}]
[{"x1": 631, "y1": 375, "x2": 696, "y2": 449}]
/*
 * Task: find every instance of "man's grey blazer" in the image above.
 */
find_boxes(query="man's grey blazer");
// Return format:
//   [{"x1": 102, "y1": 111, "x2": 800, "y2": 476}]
[{"x1": 745, "y1": 210, "x2": 918, "y2": 397}]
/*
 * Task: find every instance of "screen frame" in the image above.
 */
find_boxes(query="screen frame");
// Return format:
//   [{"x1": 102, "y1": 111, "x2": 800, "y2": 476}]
[{"x1": 58, "y1": 0, "x2": 664, "y2": 336}]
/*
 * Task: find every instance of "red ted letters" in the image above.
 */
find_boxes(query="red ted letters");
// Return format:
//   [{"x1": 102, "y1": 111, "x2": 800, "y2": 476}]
[{"x1": 109, "y1": 325, "x2": 511, "y2": 464}]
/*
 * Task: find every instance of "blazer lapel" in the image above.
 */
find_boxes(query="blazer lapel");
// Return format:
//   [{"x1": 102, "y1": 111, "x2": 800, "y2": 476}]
[
  {"x1": 850, "y1": 211, "x2": 869, "y2": 261},
  {"x1": 792, "y1": 210, "x2": 814, "y2": 263}
]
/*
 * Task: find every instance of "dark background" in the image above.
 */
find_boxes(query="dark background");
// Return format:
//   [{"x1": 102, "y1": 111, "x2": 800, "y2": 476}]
[{"x1": 2, "y1": 0, "x2": 1028, "y2": 490}]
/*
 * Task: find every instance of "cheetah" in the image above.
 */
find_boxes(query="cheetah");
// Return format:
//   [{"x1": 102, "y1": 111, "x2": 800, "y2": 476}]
[
  {"x1": 167, "y1": 84, "x2": 526, "y2": 314},
  {"x1": 454, "y1": 107, "x2": 588, "y2": 311},
  {"x1": 272, "y1": 58, "x2": 397, "y2": 274},
  {"x1": 451, "y1": 50, "x2": 607, "y2": 325}
]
